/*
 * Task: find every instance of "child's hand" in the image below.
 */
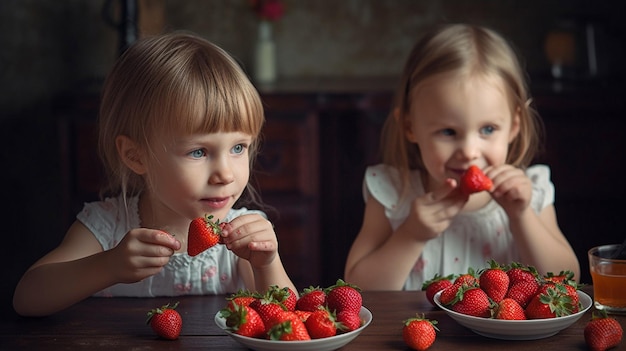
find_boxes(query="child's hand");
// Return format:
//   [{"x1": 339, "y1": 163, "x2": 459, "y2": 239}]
[
  {"x1": 220, "y1": 214, "x2": 278, "y2": 268},
  {"x1": 405, "y1": 178, "x2": 468, "y2": 241},
  {"x1": 107, "y1": 229, "x2": 180, "y2": 284},
  {"x1": 486, "y1": 165, "x2": 532, "y2": 217}
]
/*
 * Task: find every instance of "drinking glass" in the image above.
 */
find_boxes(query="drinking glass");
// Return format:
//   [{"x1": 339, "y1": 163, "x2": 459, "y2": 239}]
[{"x1": 588, "y1": 244, "x2": 626, "y2": 314}]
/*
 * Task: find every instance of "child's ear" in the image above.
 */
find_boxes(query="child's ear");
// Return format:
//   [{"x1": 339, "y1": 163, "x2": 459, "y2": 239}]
[
  {"x1": 116, "y1": 135, "x2": 147, "y2": 175},
  {"x1": 395, "y1": 108, "x2": 417, "y2": 143},
  {"x1": 508, "y1": 108, "x2": 521, "y2": 143}
]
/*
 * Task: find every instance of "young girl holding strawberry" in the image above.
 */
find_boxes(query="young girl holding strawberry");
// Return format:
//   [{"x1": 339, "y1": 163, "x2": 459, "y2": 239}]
[
  {"x1": 14, "y1": 32, "x2": 296, "y2": 316},
  {"x1": 344, "y1": 24, "x2": 580, "y2": 291}
]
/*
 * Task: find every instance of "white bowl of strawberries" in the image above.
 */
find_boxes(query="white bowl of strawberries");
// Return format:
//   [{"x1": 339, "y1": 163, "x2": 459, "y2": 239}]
[
  {"x1": 214, "y1": 280, "x2": 372, "y2": 351},
  {"x1": 430, "y1": 262, "x2": 592, "y2": 340}
]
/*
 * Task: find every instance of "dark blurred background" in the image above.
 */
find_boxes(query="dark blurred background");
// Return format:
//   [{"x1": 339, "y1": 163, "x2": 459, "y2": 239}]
[{"x1": 2, "y1": 0, "x2": 625, "y2": 317}]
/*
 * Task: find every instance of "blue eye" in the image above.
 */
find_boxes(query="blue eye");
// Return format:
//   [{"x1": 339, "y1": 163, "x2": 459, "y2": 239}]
[
  {"x1": 481, "y1": 125, "x2": 495, "y2": 135},
  {"x1": 440, "y1": 128, "x2": 455, "y2": 136},
  {"x1": 232, "y1": 144, "x2": 245, "y2": 155},
  {"x1": 190, "y1": 149, "x2": 205, "y2": 159}
]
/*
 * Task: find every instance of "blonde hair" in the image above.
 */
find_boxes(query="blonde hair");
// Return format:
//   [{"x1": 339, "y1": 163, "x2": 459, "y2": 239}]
[
  {"x1": 98, "y1": 32, "x2": 265, "y2": 206},
  {"x1": 381, "y1": 23, "x2": 543, "y2": 192}
]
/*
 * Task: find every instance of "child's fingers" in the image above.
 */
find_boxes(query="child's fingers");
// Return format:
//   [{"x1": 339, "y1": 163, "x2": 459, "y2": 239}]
[
  {"x1": 248, "y1": 241, "x2": 276, "y2": 251},
  {"x1": 429, "y1": 178, "x2": 460, "y2": 202},
  {"x1": 135, "y1": 229, "x2": 181, "y2": 252}
]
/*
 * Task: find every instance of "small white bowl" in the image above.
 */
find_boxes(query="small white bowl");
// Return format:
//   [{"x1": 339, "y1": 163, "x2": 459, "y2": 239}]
[
  {"x1": 433, "y1": 290, "x2": 592, "y2": 340},
  {"x1": 214, "y1": 306, "x2": 372, "y2": 351}
]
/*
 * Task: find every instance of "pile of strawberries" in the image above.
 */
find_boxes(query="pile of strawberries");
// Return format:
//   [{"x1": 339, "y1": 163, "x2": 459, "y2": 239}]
[
  {"x1": 219, "y1": 279, "x2": 363, "y2": 341},
  {"x1": 423, "y1": 260, "x2": 581, "y2": 320}
]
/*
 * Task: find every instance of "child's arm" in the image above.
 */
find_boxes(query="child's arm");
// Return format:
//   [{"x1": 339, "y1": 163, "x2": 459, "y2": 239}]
[
  {"x1": 488, "y1": 165, "x2": 581, "y2": 279},
  {"x1": 221, "y1": 214, "x2": 297, "y2": 294},
  {"x1": 345, "y1": 179, "x2": 467, "y2": 290},
  {"x1": 13, "y1": 221, "x2": 180, "y2": 316}
]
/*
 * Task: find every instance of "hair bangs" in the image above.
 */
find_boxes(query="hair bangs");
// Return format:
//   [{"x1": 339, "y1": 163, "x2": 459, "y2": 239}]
[{"x1": 158, "y1": 50, "x2": 264, "y2": 139}]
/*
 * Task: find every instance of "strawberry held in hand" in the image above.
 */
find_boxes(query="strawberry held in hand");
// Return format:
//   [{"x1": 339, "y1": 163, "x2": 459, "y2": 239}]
[
  {"x1": 460, "y1": 165, "x2": 493, "y2": 195},
  {"x1": 187, "y1": 214, "x2": 224, "y2": 256},
  {"x1": 146, "y1": 302, "x2": 182, "y2": 340}
]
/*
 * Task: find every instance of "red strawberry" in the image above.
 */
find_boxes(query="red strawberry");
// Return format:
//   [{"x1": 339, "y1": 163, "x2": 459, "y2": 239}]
[
  {"x1": 402, "y1": 314, "x2": 438, "y2": 351},
  {"x1": 505, "y1": 263, "x2": 540, "y2": 308},
  {"x1": 296, "y1": 286, "x2": 327, "y2": 312},
  {"x1": 493, "y1": 298, "x2": 526, "y2": 320},
  {"x1": 506, "y1": 281, "x2": 540, "y2": 309},
  {"x1": 305, "y1": 307, "x2": 338, "y2": 339},
  {"x1": 525, "y1": 286, "x2": 575, "y2": 319},
  {"x1": 543, "y1": 270, "x2": 576, "y2": 284},
  {"x1": 540, "y1": 281, "x2": 581, "y2": 313},
  {"x1": 460, "y1": 165, "x2": 492, "y2": 195},
  {"x1": 507, "y1": 263, "x2": 539, "y2": 285},
  {"x1": 250, "y1": 298, "x2": 286, "y2": 332},
  {"x1": 278, "y1": 286, "x2": 298, "y2": 312},
  {"x1": 225, "y1": 289, "x2": 257, "y2": 311},
  {"x1": 325, "y1": 279, "x2": 362, "y2": 314},
  {"x1": 267, "y1": 310, "x2": 311, "y2": 341},
  {"x1": 454, "y1": 267, "x2": 479, "y2": 286},
  {"x1": 438, "y1": 282, "x2": 462, "y2": 306},
  {"x1": 422, "y1": 274, "x2": 454, "y2": 307},
  {"x1": 187, "y1": 214, "x2": 224, "y2": 256},
  {"x1": 447, "y1": 286, "x2": 491, "y2": 318},
  {"x1": 479, "y1": 260, "x2": 509, "y2": 303},
  {"x1": 336, "y1": 309, "x2": 362, "y2": 332},
  {"x1": 146, "y1": 302, "x2": 182, "y2": 340},
  {"x1": 294, "y1": 310, "x2": 313, "y2": 323},
  {"x1": 584, "y1": 309, "x2": 623, "y2": 351},
  {"x1": 219, "y1": 302, "x2": 265, "y2": 338}
]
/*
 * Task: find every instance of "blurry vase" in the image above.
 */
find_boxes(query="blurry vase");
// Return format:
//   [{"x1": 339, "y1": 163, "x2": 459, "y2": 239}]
[{"x1": 254, "y1": 21, "x2": 277, "y2": 84}]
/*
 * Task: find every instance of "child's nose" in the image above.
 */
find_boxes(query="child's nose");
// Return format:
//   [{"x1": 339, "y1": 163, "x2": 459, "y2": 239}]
[
  {"x1": 208, "y1": 157, "x2": 235, "y2": 185},
  {"x1": 457, "y1": 137, "x2": 481, "y2": 160}
]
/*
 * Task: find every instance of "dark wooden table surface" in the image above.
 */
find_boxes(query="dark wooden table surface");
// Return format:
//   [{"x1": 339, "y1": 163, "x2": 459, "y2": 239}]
[{"x1": 1, "y1": 286, "x2": 624, "y2": 350}]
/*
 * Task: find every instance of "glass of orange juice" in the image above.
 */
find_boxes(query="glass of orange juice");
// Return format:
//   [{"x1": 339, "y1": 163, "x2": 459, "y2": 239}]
[{"x1": 588, "y1": 244, "x2": 626, "y2": 314}]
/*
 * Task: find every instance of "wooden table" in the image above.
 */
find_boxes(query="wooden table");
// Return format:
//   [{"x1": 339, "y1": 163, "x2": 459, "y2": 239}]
[{"x1": 2, "y1": 287, "x2": 624, "y2": 350}]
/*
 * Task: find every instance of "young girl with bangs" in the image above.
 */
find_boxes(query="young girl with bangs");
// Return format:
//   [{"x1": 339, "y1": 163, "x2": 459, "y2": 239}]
[
  {"x1": 14, "y1": 32, "x2": 296, "y2": 316},
  {"x1": 344, "y1": 24, "x2": 580, "y2": 290}
]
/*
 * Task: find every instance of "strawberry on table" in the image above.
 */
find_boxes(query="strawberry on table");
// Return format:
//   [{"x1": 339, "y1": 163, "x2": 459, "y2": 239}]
[
  {"x1": 543, "y1": 270, "x2": 576, "y2": 284},
  {"x1": 146, "y1": 302, "x2": 182, "y2": 340},
  {"x1": 225, "y1": 289, "x2": 257, "y2": 311},
  {"x1": 267, "y1": 310, "x2": 311, "y2": 341},
  {"x1": 505, "y1": 263, "x2": 540, "y2": 308},
  {"x1": 325, "y1": 279, "x2": 362, "y2": 314},
  {"x1": 493, "y1": 298, "x2": 526, "y2": 320},
  {"x1": 250, "y1": 296, "x2": 287, "y2": 333},
  {"x1": 447, "y1": 285, "x2": 491, "y2": 318},
  {"x1": 187, "y1": 214, "x2": 224, "y2": 256},
  {"x1": 305, "y1": 307, "x2": 338, "y2": 339},
  {"x1": 438, "y1": 283, "x2": 462, "y2": 306},
  {"x1": 402, "y1": 314, "x2": 438, "y2": 351},
  {"x1": 266, "y1": 285, "x2": 297, "y2": 311},
  {"x1": 454, "y1": 267, "x2": 479, "y2": 286},
  {"x1": 460, "y1": 165, "x2": 493, "y2": 195},
  {"x1": 584, "y1": 309, "x2": 623, "y2": 351},
  {"x1": 525, "y1": 285, "x2": 575, "y2": 319},
  {"x1": 296, "y1": 286, "x2": 327, "y2": 312},
  {"x1": 479, "y1": 259, "x2": 509, "y2": 303},
  {"x1": 219, "y1": 302, "x2": 266, "y2": 338},
  {"x1": 422, "y1": 274, "x2": 454, "y2": 307},
  {"x1": 336, "y1": 309, "x2": 362, "y2": 332}
]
